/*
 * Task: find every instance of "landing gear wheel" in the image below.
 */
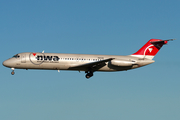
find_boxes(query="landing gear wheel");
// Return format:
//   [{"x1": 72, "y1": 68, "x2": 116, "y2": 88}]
[
  {"x1": 85, "y1": 72, "x2": 93, "y2": 79},
  {"x1": 85, "y1": 74, "x2": 90, "y2": 79},
  {"x1": 11, "y1": 71, "x2": 15, "y2": 75}
]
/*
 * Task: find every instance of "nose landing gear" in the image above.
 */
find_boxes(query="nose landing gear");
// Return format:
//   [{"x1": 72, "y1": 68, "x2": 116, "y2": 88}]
[
  {"x1": 85, "y1": 71, "x2": 94, "y2": 79},
  {"x1": 11, "y1": 68, "x2": 15, "y2": 75}
]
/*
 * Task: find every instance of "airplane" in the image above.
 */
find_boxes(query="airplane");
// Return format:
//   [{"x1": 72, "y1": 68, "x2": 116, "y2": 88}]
[{"x1": 3, "y1": 39, "x2": 174, "y2": 79}]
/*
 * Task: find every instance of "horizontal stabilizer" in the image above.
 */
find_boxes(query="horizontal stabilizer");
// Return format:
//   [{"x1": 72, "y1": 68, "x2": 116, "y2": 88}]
[{"x1": 150, "y1": 39, "x2": 175, "y2": 44}]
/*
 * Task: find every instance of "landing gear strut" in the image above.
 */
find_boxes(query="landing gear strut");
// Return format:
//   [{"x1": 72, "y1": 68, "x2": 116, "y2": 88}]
[
  {"x1": 85, "y1": 71, "x2": 93, "y2": 79},
  {"x1": 11, "y1": 68, "x2": 15, "y2": 75}
]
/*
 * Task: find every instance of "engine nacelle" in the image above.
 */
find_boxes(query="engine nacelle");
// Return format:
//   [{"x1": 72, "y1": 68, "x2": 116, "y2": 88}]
[{"x1": 111, "y1": 59, "x2": 135, "y2": 66}]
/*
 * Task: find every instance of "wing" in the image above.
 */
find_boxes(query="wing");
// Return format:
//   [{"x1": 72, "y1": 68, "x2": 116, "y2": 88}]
[{"x1": 69, "y1": 58, "x2": 114, "y2": 71}]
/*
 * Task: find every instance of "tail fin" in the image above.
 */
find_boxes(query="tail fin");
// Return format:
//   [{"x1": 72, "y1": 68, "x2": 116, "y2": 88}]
[{"x1": 131, "y1": 39, "x2": 170, "y2": 60}]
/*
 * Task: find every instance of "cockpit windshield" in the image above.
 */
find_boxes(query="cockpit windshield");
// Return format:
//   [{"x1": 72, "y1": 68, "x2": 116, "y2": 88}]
[{"x1": 13, "y1": 54, "x2": 20, "y2": 58}]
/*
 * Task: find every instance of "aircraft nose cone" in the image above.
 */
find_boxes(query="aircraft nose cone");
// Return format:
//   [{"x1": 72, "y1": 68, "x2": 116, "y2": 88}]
[
  {"x1": 3, "y1": 60, "x2": 8, "y2": 67},
  {"x1": 2, "y1": 59, "x2": 13, "y2": 68}
]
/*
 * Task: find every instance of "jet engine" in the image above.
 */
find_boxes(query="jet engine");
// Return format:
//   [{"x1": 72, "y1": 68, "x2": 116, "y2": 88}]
[{"x1": 111, "y1": 59, "x2": 135, "y2": 66}]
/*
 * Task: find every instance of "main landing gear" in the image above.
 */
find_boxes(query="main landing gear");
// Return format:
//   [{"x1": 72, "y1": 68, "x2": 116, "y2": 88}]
[
  {"x1": 11, "y1": 68, "x2": 15, "y2": 75},
  {"x1": 85, "y1": 71, "x2": 94, "y2": 79}
]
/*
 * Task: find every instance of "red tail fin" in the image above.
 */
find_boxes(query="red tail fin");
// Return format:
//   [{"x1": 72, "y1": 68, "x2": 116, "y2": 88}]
[{"x1": 131, "y1": 39, "x2": 168, "y2": 59}]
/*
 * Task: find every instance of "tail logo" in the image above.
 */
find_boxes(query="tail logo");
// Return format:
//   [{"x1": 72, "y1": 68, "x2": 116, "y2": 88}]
[
  {"x1": 148, "y1": 48, "x2": 153, "y2": 53},
  {"x1": 131, "y1": 39, "x2": 174, "y2": 59},
  {"x1": 144, "y1": 45, "x2": 154, "y2": 56}
]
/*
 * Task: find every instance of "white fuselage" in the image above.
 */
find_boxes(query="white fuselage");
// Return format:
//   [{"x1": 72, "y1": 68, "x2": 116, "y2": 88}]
[
  {"x1": 2, "y1": 39, "x2": 172, "y2": 78},
  {"x1": 3, "y1": 52, "x2": 154, "y2": 72}
]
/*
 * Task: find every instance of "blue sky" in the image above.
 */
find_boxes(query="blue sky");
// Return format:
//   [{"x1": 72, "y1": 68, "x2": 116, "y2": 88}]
[{"x1": 0, "y1": 0, "x2": 179, "y2": 120}]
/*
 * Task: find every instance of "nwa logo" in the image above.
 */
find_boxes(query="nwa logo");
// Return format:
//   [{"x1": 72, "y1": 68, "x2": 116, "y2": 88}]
[
  {"x1": 148, "y1": 48, "x2": 153, "y2": 53},
  {"x1": 30, "y1": 53, "x2": 59, "y2": 65},
  {"x1": 144, "y1": 45, "x2": 155, "y2": 55},
  {"x1": 144, "y1": 44, "x2": 162, "y2": 56}
]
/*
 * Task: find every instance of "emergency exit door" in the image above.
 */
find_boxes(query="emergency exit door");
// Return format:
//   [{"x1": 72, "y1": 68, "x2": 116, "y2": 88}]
[{"x1": 21, "y1": 54, "x2": 26, "y2": 63}]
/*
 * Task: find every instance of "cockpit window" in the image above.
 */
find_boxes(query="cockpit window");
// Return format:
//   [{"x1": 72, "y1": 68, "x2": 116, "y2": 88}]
[{"x1": 13, "y1": 54, "x2": 20, "y2": 58}]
